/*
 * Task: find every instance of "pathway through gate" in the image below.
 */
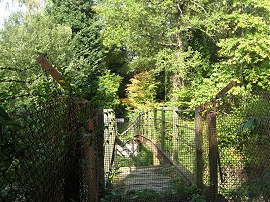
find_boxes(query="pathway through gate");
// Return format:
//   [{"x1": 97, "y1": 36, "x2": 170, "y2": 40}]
[{"x1": 104, "y1": 108, "x2": 203, "y2": 201}]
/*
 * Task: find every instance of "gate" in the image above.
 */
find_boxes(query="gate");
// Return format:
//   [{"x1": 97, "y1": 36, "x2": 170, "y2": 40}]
[{"x1": 105, "y1": 108, "x2": 203, "y2": 201}]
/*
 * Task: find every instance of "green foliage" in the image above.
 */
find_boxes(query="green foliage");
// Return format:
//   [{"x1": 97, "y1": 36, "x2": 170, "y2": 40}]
[
  {"x1": 207, "y1": 0, "x2": 270, "y2": 91},
  {"x1": 231, "y1": 172, "x2": 270, "y2": 201},
  {"x1": 0, "y1": 11, "x2": 77, "y2": 109},
  {"x1": 217, "y1": 92, "x2": 270, "y2": 200},
  {"x1": 101, "y1": 175, "x2": 206, "y2": 201},
  {"x1": 91, "y1": 70, "x2": 122, "y2": 108},
  {"x1": 97, "y1": 0, "x2": 270, "y2": 106},
  {"x1": 0, "y1": 106, "x2": 22, "y2": 200},
  {"x1": 47, "y1": 0, "x2": 104, "y2": 98},
  {"x1": 164, "y1": 177, "x2": 205, "y2": 202},
  {"x1": 97, "y1": 0, "x2": 210, "y2": 103},
  {"x1": 125, "y1": 71, "x2": 159, "y2": 108}
]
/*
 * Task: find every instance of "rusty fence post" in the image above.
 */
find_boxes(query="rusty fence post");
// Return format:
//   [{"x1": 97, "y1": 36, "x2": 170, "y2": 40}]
[
  {"x1": 82, "y1": 111, "x2": 105, "y2": 202},
  {"x1": 64, "y1": 99, "x2": 80, "y2": 202},
  {"x1": 207, "y1": 112, "x2": 218, "y2": 202},
  {"x1": 195, "y1": 107, "x2": 204, "y2": 189}
]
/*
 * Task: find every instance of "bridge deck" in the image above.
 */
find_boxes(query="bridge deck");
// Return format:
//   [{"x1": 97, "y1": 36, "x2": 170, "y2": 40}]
[{"x1": 113, "y1": 165, "x2": 177, "y2": 194}]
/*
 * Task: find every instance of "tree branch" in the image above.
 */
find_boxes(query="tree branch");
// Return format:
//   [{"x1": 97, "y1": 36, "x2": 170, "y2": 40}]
[
  {"x1": 0, "y1": 67, "x2": 24, "y2": 72},
  {"x1": 176, "y1": 3, "x2": 183, "y2": 17},
  {"x1": 191, "y1": 0, "x2": 207, "y2": 13},
  {"x1": 0, "y1": 79, "x2": 31, "y2": 83}
]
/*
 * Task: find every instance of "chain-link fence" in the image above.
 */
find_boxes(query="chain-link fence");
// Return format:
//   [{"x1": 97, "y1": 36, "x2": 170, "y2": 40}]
[
  {"x1": 0, "y1": 97, "x2": 104, "y2": 202},
  {"x1": 198, "y1": 83, "x2": 270, "y2": 201},
  {"x1": 214, "y1": 91, "x2": 270, "y2": 201}
]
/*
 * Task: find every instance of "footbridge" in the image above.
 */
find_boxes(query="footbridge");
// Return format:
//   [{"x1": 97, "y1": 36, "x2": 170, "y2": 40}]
[{"x1": 103, "y1": 108, "x2": 205, "y2": 200}]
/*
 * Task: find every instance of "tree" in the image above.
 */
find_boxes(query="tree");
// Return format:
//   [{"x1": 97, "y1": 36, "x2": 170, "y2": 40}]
[
  {"x1": 125, "y1": 71, "x2": 159, "y2": 108},
  {"x1": 47, "y1": 0, "x2": 104, "y2": 98},
  {"x1": 96, "y1": 0, "x2": 214, "y2": 103},
  {"x1": 97, "y1": 0, "x2": 270, "y2": 108},
  {"x1": 91, "y1": 70, "x2": 122, "y2": 108},
  {"x1": 210, "y1": 0, "x2": 270, "y2": 91},
  {"x1": 0, "y1": 7, "x2": 88, "y2": 109}
]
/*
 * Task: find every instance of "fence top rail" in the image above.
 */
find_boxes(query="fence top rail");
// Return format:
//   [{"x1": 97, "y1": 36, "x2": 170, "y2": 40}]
[
  {"x1": 155, "y1": 108, "x2": 195, "y2": 112},
  {"x1": 175, "y1": 109, "x2": 195, "y2": 113},
  {"x1": 119, "y1": 115, "x2": 140, "y2": 136}
]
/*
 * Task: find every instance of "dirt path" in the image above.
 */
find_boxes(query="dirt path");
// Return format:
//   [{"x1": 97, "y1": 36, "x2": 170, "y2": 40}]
[{"x1": 113, "y1": 165, "x2": 176, "y2": 194}]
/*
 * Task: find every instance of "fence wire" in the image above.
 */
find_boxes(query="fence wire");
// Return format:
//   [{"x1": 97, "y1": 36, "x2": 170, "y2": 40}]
[
  {"x1": 110, "y1": 91, "x2": 270, "y2": 201},
  {"x1": 108, "y1": 108, "x2": 200, "y2": 202},
  {"x1": 214, "y1": 92, "x2": 270, "y2": 201},
  {"x1": 0, "y1": 97, "x2": 101, "y2": 202}
]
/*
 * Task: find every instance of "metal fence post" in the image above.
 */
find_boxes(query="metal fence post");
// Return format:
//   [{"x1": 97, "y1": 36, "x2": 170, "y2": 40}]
[
  {"x1": 195, "y1": 107, "x2": 203, "y2": 188},
  {"x1": 173, "y1": 107, "x2": 179, "y2": 164},
  {"x1": 153, "y1": 108, "x2": 157, "y2": 143},
  {"x1": 208, "y1": 112, "x2": 218, "y2": 202},
  {"x1": 161, "y1": 109, "x2": 165, "y2": 151}
]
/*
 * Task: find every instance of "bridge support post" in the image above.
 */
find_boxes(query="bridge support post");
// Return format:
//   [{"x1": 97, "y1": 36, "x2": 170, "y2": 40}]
[
  {"x1": 153, "y1": 108, "x2": 160, "y2": 165},
  {"x1": 153, "y1": 108, "x2": 157, "y2": 143},
  {"x1": 208, "y1": 112, "x2": 218, "y2": 202},
  {"x1": 173, "y1": 107, "x2": 179, "y2": 164},
  {"x1": 161, "y1": 109, "x2": 165, "y2": 151},
  {"x1": 82, "y1": 111, "x2": 105, "y2": 202},
  {"x1": 103, "y1": 109, "x2": 117, "y2": 190},
  {"x1": 195, "y1": 107, "x2": 204, "y2": 189}
]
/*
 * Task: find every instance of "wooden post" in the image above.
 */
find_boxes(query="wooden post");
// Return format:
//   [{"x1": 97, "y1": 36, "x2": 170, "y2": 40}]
[
  {"x1": 37, "y1": 55, "x2": 72, "y2": 91},
  {"x1": 142, "y1": 112, "x2": 145, "y2": 136},
  {"x1": 208, "y1": 112, "x2": 218, "y2": 202},
  {"x1": 137, "y1": 113, "x2": 142, "y2": 135},
  {"x1": 161, "y1": 109, "x2": 165, "y2": 151},
  {"x1": 195, "y1": 107, "x2": 204, "y2": 188},
  {"x1": 153, "y1": 108, "x2": 160, "y2": 165},
  {"x1": 146, "y1": 111, "x2": 149, "y2": 137},
  {"x1": 83, "y1": 111, "x2": 104, "y2": 202},
  {"x1": 153, "y1": 108, "x2": 157, "y2": 143},
  {"x1": 173, "y1": 107, "x2": 179, "y2": 164}
]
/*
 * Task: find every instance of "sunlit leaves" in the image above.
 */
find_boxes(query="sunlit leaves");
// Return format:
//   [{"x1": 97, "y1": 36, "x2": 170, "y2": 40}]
[
  {"x1": 0, "y1": 12, "x2": 76, "y2": 109},
  {"x1": 91, "y1": 70, "x2": 123, "y2": 108},
  {"x1": 126, "y1": 71, "x2": 159, "y2": 108}
]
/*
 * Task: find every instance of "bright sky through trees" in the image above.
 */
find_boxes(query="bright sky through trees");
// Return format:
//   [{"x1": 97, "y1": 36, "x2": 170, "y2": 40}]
[{"x1": 0, "y1": 0, "x2": 25, "y2": 27}]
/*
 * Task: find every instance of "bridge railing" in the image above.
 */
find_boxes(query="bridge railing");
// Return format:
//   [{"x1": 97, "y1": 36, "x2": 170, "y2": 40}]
[{"x1": 114, "y1": 108, "x2": 201, "y2": 185}]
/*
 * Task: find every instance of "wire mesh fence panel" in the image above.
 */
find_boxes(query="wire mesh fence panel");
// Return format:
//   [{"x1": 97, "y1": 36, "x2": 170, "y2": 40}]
[
  {"x1": 0, "y1": 97, "x2": 102, "y2": 202},
  {"x1": 176, "y1": 110, "x2": 196, "y2": 177},
  {"x1": 215, "y1": 92, "x2": 270, "y2": 201},
  {"x1": 108, "y1": 108, "x2": 201, "y2": 202}
]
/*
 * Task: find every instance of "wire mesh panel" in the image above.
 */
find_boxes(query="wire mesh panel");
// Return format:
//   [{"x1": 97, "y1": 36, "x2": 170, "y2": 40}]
[
  {"x1": 199, "y1": 90, "x2": 270, "y2": 201},
  {"x1": 0, "y1": 97, "x2": 100, "y2": 202},
  {"x1": 215, "y1": 92, "x2": 270, "y2": 201},
  {"x1": 176, "y1": 109, "x2": 197, "y2": 181},
  {"x1": 107, "y1": 108, "x2": 201, "y2": 202}
]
